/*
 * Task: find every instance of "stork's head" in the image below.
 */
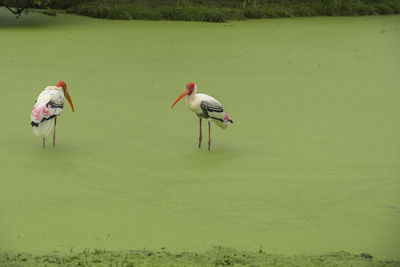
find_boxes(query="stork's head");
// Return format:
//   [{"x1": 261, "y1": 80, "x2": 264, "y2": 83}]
[
  {"x1": 56, "y1": 81, "x2": 66, "y2": 90},
  {"x1": 185, "y1": 82, "x2": 196, "y2": 94},
  {"x1": 171, "y1": 82, "x2": 197, "y2": 109},
  {"x1": 56, "y1": 81, "x2": 74, "y2": 112}
]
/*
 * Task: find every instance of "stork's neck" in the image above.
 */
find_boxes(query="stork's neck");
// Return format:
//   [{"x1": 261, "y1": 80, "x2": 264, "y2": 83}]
[{"x1": 186, "y1": 85, "x2": 198, "y2": 103}]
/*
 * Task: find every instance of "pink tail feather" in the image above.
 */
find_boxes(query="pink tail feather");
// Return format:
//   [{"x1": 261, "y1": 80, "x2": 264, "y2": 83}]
[
  {"x1": 31, "y1": 104, "x2": 50, "y2": 123},
  {"x1": 224, "y1": 111, "x2": 233, "y2": 124}
]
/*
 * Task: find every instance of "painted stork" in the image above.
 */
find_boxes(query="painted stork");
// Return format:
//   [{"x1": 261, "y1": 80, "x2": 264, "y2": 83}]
[
  {"x1": 171, "y1": 82, "x2": 233, "y2": 150},
  {"x1": 30, "y1": 81, "x2": 74, "y2": 148}
]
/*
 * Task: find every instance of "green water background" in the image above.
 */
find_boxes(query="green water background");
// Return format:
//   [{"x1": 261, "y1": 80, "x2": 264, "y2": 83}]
[{"x1": 0, "y1": 9, "x2": 399, "y2": 260}]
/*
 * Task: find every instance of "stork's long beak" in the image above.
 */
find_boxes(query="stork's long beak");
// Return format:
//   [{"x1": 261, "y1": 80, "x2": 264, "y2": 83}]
[
  {"x1": 171, "y1": 88, "x2": 189, "y2": 109},
  {"x1": 64, "y1": 88, "x2": 74, "y2": 112}
]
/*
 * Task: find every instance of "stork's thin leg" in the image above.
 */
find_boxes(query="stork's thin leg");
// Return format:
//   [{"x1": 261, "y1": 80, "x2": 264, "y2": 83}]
[
  {"x1": 43, "y1": 137, "x2": 45, "y2": 149},
  {"x1": 208, "y1": 121, "x2": 211, "y2": 151},
  {"x1": 53, "y1": 117, "x2": 57, "y2": 147},
  {"x1": 199, "y1": 118, "x2": 202, "y2": 148}
]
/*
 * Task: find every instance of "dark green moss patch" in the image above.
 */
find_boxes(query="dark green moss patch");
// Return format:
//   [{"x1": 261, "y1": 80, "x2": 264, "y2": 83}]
[{"x1": 1, "y1": 248, "x2": 399, "y2": 266}]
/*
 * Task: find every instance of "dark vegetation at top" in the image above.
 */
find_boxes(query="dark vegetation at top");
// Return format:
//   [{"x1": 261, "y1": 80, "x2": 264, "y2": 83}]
[
  {"x1": 0, "y1": 0, "x2": 51, "y2": 18},
  {"x1": 2, "y1": 0, "x2": 400, "y2": 21},
  {"x1": 59, "y1": 0, "x2": 400, "y2": 22}
]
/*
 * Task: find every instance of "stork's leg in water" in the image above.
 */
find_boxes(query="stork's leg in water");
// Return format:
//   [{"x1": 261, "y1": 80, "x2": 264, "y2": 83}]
[
  {"x1": 208, "y1": 121, "x2": 211, "y2": 151},
  {"x1": 43, "y1": 137, "x2": 45, "y2": 148},
  {"x1": 199, "y1": 118, "x2": 202, "y2": 148},
  {"x1": 53, "y1": 117, "x2": 57, "y2": 147}
]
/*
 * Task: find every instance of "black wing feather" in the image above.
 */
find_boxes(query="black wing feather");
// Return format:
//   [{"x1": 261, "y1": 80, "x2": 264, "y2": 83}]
[{"x1": 199, "y1": 101, "x2": 224, "y2": 122}]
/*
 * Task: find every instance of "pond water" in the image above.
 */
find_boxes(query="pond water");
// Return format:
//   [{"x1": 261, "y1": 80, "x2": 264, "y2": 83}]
[{"x1": 0, "y1": 8, "x2": 399, "y2": 261}]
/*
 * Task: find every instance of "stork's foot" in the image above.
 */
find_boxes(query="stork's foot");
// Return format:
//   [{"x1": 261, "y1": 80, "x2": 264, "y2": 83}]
[
  {"x1": 199, "y1": 137, "x2": 202, "y2": 148},
  {"x1": 43, "y1": 137, "x2": 45, "y2": 149}
]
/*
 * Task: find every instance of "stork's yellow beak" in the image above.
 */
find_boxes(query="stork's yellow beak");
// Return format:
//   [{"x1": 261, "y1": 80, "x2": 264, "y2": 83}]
[
  {"x1": 171, "y1": 88, "x2": 189, "y2": 109},
  {"x1": 64, "y1": 88, "x2": 74, "y2": 112}
]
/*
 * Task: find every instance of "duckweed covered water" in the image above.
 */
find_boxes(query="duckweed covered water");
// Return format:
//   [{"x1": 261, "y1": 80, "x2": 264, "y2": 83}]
[{"x1": 0, "y1": 8, "x2": 399, "y2": 264}]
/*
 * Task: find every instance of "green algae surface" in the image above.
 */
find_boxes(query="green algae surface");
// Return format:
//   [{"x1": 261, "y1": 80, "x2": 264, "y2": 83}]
[{"x1": 0, "y1": 8, "x2": 399, "y2": 264}]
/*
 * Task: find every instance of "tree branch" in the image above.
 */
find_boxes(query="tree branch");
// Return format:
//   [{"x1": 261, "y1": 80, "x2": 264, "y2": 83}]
[{"x1": 5, "y1": 5, "x2": 25, "y2": 18}]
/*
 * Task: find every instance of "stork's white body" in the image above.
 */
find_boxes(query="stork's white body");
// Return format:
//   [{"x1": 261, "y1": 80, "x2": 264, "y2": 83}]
[
  {"x1": 185, "y1": 86, "x2": 232, "y2": 129},
  {"x1": 31, "y1": 86, "x2": 65, "y2": 137}
]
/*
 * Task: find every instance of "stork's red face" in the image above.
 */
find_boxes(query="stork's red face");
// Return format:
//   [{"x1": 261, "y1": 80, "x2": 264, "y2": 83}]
[
  {"x1": 171, "y1": 83, "x2": 196, "y2": 109},
  {"x1": 56, "y1": 81, "x2": 74, "y2": 112},
  {"x1": 185, "y1": 83, "x2": 195, "y2": 93}
]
